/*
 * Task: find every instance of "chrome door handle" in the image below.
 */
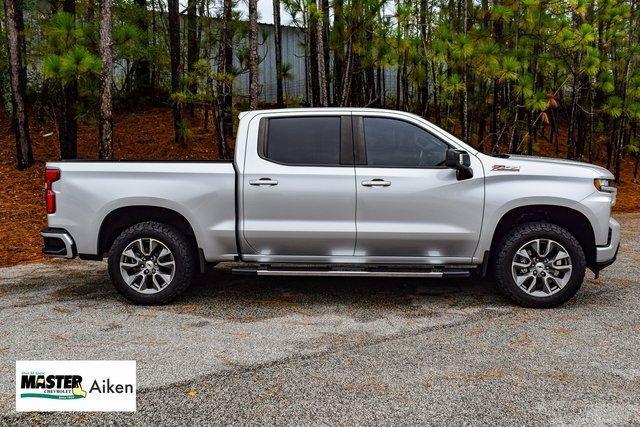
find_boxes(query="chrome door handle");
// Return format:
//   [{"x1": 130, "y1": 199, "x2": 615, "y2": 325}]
[
  {"x1": 361, "y1": 179, "x2": 391, "y2": 187},
  {"x1": 249, "y1": 178, "x2": 279, "y2": 186}
]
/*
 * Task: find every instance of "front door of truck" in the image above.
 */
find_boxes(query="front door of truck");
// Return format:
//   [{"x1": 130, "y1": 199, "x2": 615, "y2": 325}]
[
  {"x1": 353, "y1": 114, "x2": 484, "y2": 263},
  {"x1": 241, "y1": 114, "x2": 356, "y2": 260}
]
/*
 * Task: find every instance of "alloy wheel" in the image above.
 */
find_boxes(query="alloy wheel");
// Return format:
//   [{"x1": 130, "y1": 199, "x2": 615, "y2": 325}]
[
  {"x1": 511, "y1": 238, "x2": 573, "y2": 297},
  {"x1": 119, "y1": 238, "x2": 176, "y2": 294}
]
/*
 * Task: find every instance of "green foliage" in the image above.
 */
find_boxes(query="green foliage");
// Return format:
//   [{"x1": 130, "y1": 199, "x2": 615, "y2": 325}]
[
  {"x1": 45, "y1": 12, "x2": 80, "y2": 54},
  {"x1": 525, "y1": 91, "x2": 549, "y2": 112},
  {"x1": 628, "y1": 103, "x2": 640, "y2": 121},
  {"x1": 603, "y1": 96, "x2": 623, "y2": 119},
  {"x1": 496, "y1": 57, "x2": 520, "y2": 83},
  {"x1": 442, "y1": 74, "x2": 465, "y2": 96},
  {"x1": 629, "y1": 138, "x2": 639, "y2": 155},
  {"x1": 113, "y1": 23, "x2": 141, "y2": 46},
  {"x1": 170, "y1": 91, "x2": 190, "y2": 106},
  {"x1": 278, "y1": 63, "x2": 294, "y2": 81},
  {"x1": 175, "y1": 119, "x2": 194, "y2": 141},
  {"x1": 42, "y1": 13, "x2": 101, "y2": 85}
]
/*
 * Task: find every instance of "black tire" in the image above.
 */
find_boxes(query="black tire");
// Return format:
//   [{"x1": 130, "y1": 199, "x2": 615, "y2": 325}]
[
  {"x1": 107, "y1": 221, "x2": 195, "y2": 304},
  {"x1": 494, "y1": 222, "x2": 586, "y2": 308}
]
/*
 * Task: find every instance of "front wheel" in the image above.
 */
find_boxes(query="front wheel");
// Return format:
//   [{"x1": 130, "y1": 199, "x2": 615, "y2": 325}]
[
  {"x1": 494, "y1": 222, "x2": 586, "y2": 308},
  {"x1": 108, "y1": 221, "x2": 195, "y2": 304}
]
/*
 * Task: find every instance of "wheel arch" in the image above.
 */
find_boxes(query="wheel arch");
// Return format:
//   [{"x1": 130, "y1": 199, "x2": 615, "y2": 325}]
[
  {"x1": 97, "y1": 206, "x2": 198, "y2": 258},
  {"x1": 488, "y1": 205, "x2": 597, "y2": 270}
]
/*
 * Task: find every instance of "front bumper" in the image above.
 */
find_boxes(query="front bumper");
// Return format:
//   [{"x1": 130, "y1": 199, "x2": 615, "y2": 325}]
[
  {"x1": 41, "y1": 228, "x2": 77, "y2": 259},
  {"x1": 595, "y1": 218, "x2": 620, "y2": 266}
]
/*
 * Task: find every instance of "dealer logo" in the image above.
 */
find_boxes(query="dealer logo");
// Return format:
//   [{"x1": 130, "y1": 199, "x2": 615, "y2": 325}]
[
  {"x1": 20, "y1": 373, "x2": 87, "y2": 400},
  {"x1": 16, "y1": 361, "x2": 136, "y2": 412}
]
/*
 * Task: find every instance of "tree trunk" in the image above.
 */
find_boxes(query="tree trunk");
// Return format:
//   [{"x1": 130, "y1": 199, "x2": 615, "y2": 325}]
[
  {"x1": 316, "y1": 0, "x2": 328, "y2": 107},
  {"x1": 401, "y1": 51, "x2": 409, "y2": 110},
  {"x1": 98, "y1": 0, "x2": 114, "y2": 159},
  {"x1": 339, "y1": 37, "x2": 352, "y2": 106},
  {"x1": 167, "y1": 0, "x2": 183, "y2": 144},
  {"x1": 248, "y1": 0, "x2": 259, "y2": 110},
  {"x1": 3, "y1": 0, "x2": 33, "y2": 169},
  {"x1": 150, "y1": 0, "x2": 158, "y2": 91},
  {"x1": 212, "y1": 17, "x2": 229, "y2": 166},
  {"x1": 308, "y1": 9, "x2": 319, "y2": 106},
  {"x1": 218, "y1": 0, "x2": 233, "y2": 150},
  {"x1": 320, "y1": 0, "x2": 330, "y2": 104},
  {"x1": 133, "y1": 0, "x2": 151, "y2": 96},
  {"x1": 273, "y1": 0, "x2": 284, "y2": 107},
  {"x1": 213, "y1": 16, "x2": 229, "y2": 160},
  {"x1": 461, "y1": 0, "x2": 469, "y2": 144},
  {"x1": 418, "y1": 0, "x2": 429, "y2": 117},
  {"x1": 58, "y1": 0, "x2": 78, "y2": 159},
  {"x1": 186, "y1": 0, "x2": 198, "y2": 116},
  {"x1": 395, "y1": 62, "x2": 401, "y2": 110},
  {"x1": 588, "y1": 87, "x2": 594, "y2": 163},
  {"x1": 566, "y1": 73, "x2": 578, "y2": 159},
  {"x1": 86, "y1": 0, "x2": 95, "y2": 20},
  {"x1": 332, "y1": 0, "x2": 344, "y2": 105},
  {"x1": 490, "y1": 16, "x2": 503, "y2": 150},
  {"x1": 432, "y1": 62, "x2": 440, "y2": 125}
]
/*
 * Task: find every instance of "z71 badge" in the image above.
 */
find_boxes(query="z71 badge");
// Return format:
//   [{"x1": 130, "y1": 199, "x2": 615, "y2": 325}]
[{"x1": 491, "y1": 165, "x2": 521, "y2": 172}]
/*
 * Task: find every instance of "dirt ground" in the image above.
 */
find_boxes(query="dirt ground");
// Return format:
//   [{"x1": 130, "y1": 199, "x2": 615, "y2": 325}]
[
  {"x1": 0, "y1": 108, "x2": 221, "y2": 267},
  {"x1": 1, "y1": 108, "x2": 639, "y2": 267}
]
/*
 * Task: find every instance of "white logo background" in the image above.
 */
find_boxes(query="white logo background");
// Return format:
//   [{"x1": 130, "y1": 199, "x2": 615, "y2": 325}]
[{"x1": 16, "y1": 360, "x2": 136, "y2": 412}]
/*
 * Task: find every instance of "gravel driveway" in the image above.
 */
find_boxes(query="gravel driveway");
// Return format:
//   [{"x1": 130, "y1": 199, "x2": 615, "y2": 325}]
[{"x1": 1, "y1": 213, "x2": 639, "y2": 425}]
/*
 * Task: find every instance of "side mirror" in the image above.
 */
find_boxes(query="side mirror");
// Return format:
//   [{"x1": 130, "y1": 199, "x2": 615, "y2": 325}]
[{"x1": 445, "y1": 149, "x2": 473, "y2": 180}]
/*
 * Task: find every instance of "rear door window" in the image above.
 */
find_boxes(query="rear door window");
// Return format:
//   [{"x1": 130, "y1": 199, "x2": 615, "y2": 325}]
[{"x1": 263, "y1": 117, "x2": 342, "y2": 166}]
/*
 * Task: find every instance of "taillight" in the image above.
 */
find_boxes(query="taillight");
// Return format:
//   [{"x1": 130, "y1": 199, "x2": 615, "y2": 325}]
[{"x1": 45, "y1": 168, "x2": 60, "y2": 214}]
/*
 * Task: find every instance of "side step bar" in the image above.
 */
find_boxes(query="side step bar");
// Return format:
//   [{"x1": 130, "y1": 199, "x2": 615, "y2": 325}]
[{"x1": 232, "y1": 267, "x2": 470, "y2": 278}]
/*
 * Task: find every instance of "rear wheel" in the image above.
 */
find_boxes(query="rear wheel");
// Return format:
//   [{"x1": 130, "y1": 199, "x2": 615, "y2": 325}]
[
  {"x1": 108, "y1": 221, "x2": 195, "y2": 304},
  {"x1": 494, "y1": 222, "x2": 586, "y2": 308}
]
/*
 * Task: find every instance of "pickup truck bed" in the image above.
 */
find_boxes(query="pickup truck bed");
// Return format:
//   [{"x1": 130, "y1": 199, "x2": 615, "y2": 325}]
[{"x1": 45, "y1": 160, "x2": 238, "y2": 261}]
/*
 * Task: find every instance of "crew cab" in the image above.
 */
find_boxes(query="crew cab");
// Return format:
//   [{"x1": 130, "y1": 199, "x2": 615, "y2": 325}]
[{"x1": 41, "y1": 108, "x2": 620, "y2": 308}]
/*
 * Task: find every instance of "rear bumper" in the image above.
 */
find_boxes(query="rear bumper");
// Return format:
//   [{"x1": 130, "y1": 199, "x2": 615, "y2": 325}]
[{"x1": 41, "y1": 228, "x2": 77, "y2": 259}]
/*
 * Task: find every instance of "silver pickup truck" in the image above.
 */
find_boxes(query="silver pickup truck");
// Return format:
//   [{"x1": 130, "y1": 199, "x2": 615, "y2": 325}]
[{"x1": 41, "y1": 108, "x2": 620, "y2": 308}]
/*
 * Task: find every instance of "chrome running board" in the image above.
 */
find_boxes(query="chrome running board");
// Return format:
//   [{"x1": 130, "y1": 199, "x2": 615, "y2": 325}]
[{"x1": 232, "y1": 267, "x2": 470, "y2": 278}]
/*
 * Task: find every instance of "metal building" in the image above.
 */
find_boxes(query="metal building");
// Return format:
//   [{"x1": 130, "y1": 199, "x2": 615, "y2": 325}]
[{"x1": 232, "y1": 23, "x2": 308, "y2": 103}]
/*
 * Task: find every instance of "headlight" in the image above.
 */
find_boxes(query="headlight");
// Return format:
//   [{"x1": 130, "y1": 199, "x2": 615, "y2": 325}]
[
  {"x1": 594, "y1": 178, "x2": 614, "y2": 191},
  {"x1": 594, "y1": 178, "x2": 617, "y2": 205}
]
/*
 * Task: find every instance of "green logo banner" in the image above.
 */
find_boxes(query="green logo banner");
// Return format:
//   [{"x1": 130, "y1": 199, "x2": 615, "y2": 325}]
[{"x1": 20, "y1": 393, "x2": 85, "y2": 400}]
